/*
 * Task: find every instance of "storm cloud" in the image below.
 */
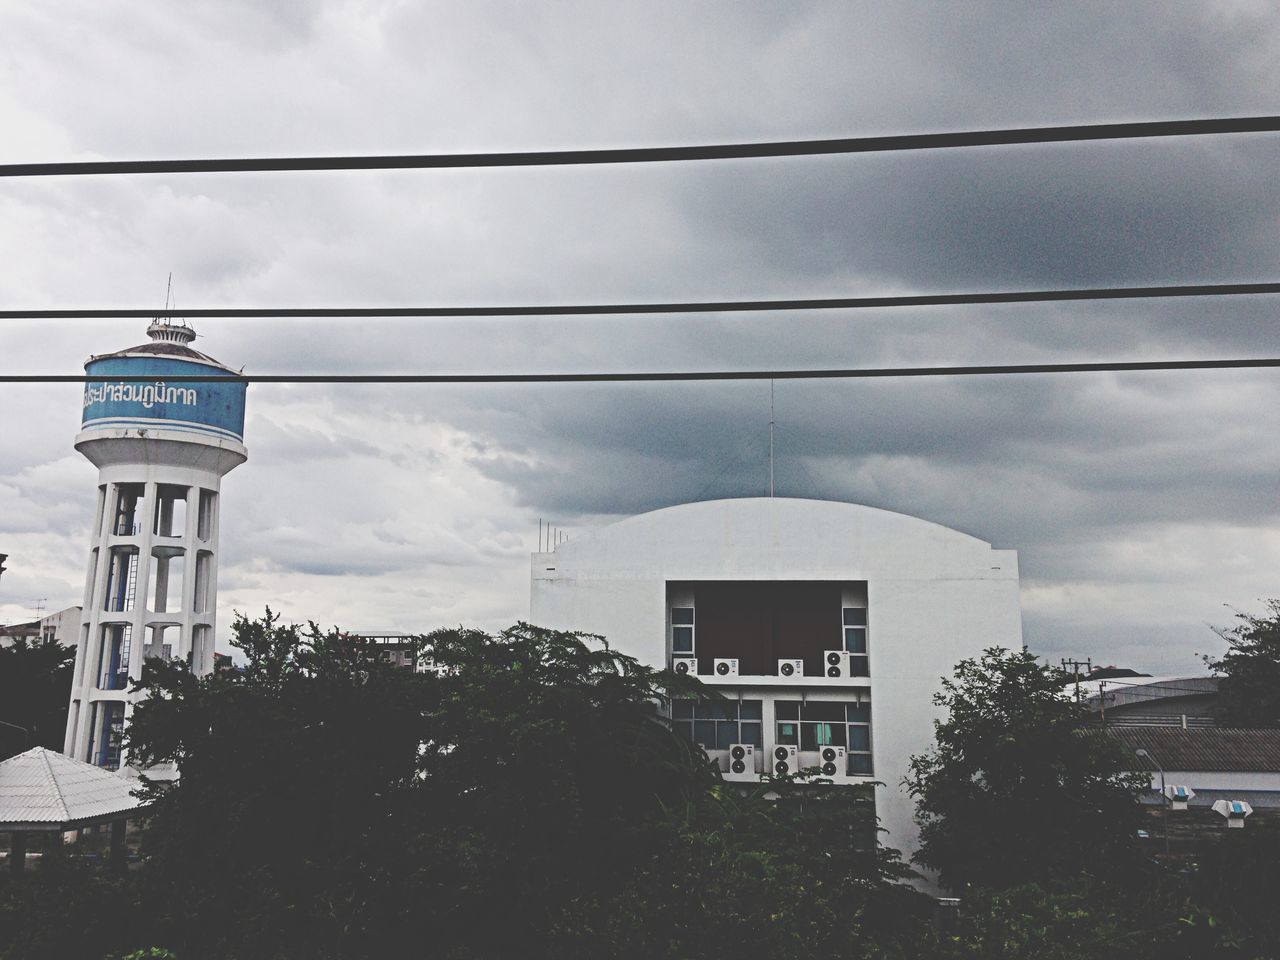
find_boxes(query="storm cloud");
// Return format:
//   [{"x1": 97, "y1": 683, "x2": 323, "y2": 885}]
[{"x1": 3, "y1": 1, "x2": 1279, "y2": 672}]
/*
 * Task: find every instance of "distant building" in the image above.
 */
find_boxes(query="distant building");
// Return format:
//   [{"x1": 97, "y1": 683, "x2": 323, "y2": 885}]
[
  {"x1": 529, "y1": 497, "x2": 1024, "y2": 874},
  {"x1": 1080, "y1": 675, "x2": 1221, "y2": 728},
  {"x1": 0, "y1": 605, "x2": 83, "y2": 648},
  {"x1": 64, "y1": 321, "x2": 247, "y2": 772}
]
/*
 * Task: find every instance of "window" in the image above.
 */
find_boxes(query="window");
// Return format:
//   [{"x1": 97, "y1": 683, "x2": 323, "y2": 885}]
[
  {"x1": 672, "y1": 699, "x2": 762, "y2": 749},
  {"x1": 90, "y1": 702, "x2": 125, "y2": 769},
  {"x1": 98, "y1": 624, "x2": 132, "y2": 690},
  {"x1": 148, "y1": 549, "x2": 185, "y2": 613},
  {"x1": 842, "y1": 608, "x2": 869, "y2": 676},
  {"x1": 776, "y1": 700, "x2": 873, "y2": 775},
  {"x1": 103, "y1": 548, "x2": 138, "y2": 612},
  {"x1": 194, "y1": 551, "x2": 213, "y2": 613},
  {"x1": 112, "y1": 483, "x2": 144, "y2": 536},
  {"x1": 153, "y1": 484, "x2": 189, "y2": 538},
  {"x1": 197, "y1": 489, "x2": 216, "y2": 541},
  {"x1": 847, "y1": 702, "x2": 873, "y2": 774},
  {"x1": 671, "y1": 607, "x2": 694, "y2": 654}
]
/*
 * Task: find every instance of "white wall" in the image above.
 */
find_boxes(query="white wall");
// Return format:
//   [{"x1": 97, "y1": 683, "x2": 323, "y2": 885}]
[{"x1": 529, "y1": 497, "x2": 1024, "y2": 881}]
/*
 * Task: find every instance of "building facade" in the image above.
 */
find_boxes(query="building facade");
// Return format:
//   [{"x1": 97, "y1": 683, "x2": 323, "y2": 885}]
[
  {"x1": 529, "y1": 497, "x2": 1023, "y2": 868},
  {"x1": 63, "y1": 322, "x2": 247, "y2": 772}
]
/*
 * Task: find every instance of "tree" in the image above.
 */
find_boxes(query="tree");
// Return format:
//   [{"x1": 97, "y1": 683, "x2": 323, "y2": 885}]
[
  {"x1": 1204, "y1": 599, "x2": 1280, "y2": 727},
  {"x1": 905, "y1": 647, "x2": 1147, "y2": 892},
  {"x1": 0, "y1": 636, "x2": 75, "y2": 760},
  {"x1": 123, "y1": 610, "x2": 931, "y2": 959}
]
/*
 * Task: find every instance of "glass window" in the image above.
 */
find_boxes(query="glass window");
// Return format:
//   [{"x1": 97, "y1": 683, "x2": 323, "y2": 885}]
[
  {"x1": 844, "y1": 628, "x2": 867, "y2": 653},
  {"x1": 849, "y1": 726, "x2": 871, "y2": 752},
  {"x1": 776, "y1": 722, "x2": 799, "y2": 745},
  {"x1": 775, "y1": 701, "x2": 800, "y2": 721},
  {"x1": 846, "y1": 703, "x2": 870, "y2": 723},
  {"x1": 671, "y1": 607, "x2": 694, "y2": 654},
  {"x1": 843, "y1": 608, "x2": 867, "y2": 626},
  {"x1": 850, "y1": 753, "x2": 873, "y2": 775},
  {"x1": 851, "y1": 655, "x2": 869, "y2": 676},
  {"x1": 803, "y1": 701, "x2": 845, "y2": 722},
  {"x1": 800, "y1": 722, "x2": 846, "y2": 750},
  {"x1": 673, "y1": 699, "x2": 762, "y2": 750}
]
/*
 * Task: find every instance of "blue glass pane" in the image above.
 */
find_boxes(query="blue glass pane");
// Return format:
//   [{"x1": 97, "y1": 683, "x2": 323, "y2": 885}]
[
  {"x1": 846, "y1": 703, "x2": 870, "y2": 722},
  {"x1": 739, "y1": 700, "x2": 762, "y2": 720},
  {"x1": 776, "y1": 722, "x2": 798, "y2": 745},
  {"x1": 672, "y1": 607, "x2": 694, "y2": 624},
  {"x1": 844, "y1": 628, "x2": 867, "y2": 653},
  {"x1": 800, "y1": 724, "x2": 819, "y2": 751},
  {"x1": 849, "y1": 726, "x2": 871, "y2": 751},
  {"x1": 699, "y1": 701, "x2": 734, "y2": 721},
  {"x1": 850, "y1": 753, "x2": 873, "y2": 775},
  {"x1": 851, "y1": 655, "x2": 870, "y2": 677},
  {"x1": 843, "y1": 608, "x2": 867, "y2": 626},
  {"x1": 775, "y1": 701, "x2": 800, "y2": 721},
  {"x1": 801, "y1": 702, "x2": 845, "y2": 722},
  {"x1": 716, "y1": 724, "x2": 737, "y2": 750},
  {"x1": 694, "y1": 721, "x2": 716, "y2": 747},
  {"x1": 672, "y1": 627, "x2": 693, "y2": 652},
  {"x1": 741, "y1": 722, "x2": 762, "y2": 747}
]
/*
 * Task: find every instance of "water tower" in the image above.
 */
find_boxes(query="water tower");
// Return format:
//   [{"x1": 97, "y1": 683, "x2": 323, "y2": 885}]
[{"x1": 64, "y1": 321, "x2": 247, "y2": 772}]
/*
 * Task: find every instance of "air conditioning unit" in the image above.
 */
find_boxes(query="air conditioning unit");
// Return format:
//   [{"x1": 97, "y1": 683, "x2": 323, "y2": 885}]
[
  {"x1": 819, "y1": 745, "x2": 848, "y2": 779},
  {"x1": 1212, "y1": 799, "x2": 1253, "y2": 828},
  {"x1": 777, "y1": 658, "x2": 804, "y2": 679},
  {"x1": 672, "y1": 655, "x2": 697, "y2": 676},
  {"x1": 723, "y1": 743, "x2": 756, "y2": 781},
  {"x1": 824, "y1": 650, "x2": 851, "y2": 678},
  {"x1": 1165, "y1": 785, "x2": 1195, "y2": 810},
  {"x1": 771, "y1": 744, "x2": 800, "y2": 776},
  {"x1": 713, "y1": 658, "x2": 739, "y2": 678}
]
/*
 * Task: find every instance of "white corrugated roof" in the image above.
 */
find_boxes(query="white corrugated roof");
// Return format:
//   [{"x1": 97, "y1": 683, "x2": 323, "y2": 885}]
[{"x1": 0, "y1": 747, "x2": 149, "y2": 827}]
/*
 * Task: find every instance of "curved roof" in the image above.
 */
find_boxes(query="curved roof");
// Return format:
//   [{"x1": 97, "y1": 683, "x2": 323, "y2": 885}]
[
  {"x1": 88, "y1": 340, "x2": 239, "y2": 373},
  {"x1": 594, "y1": 497, "x2": 992, "y2": 547},
  {"x1": 548, "y1": 497, "x2": 1012, "y2": 582}
]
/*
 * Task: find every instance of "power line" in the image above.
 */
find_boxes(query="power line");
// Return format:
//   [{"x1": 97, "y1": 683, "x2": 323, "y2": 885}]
[
  {"x1": 7, "y1": 357, "x2": 1280, "y2": 385},
  {"x1": 3, "y1": 116, "x2": 1278, "y2": 179},
  {"x1": 4, "y1": 281, "x2": 1280, "y2": 320}
]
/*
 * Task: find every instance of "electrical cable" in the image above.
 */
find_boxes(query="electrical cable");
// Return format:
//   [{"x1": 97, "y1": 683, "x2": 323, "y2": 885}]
[
  {"x1": 3, "y1": 116, "x2": 1278, "y2": 178},
  {"x1": 7, "y1": 356, "x2": 1280, "y2": 385},
  {"x1": 4, "y1": 281, "x2": 1280, "y2": 320}
]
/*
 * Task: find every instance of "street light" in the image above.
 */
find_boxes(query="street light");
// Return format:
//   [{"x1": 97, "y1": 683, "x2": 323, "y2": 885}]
[
  {"x1": 1134, "y1": 748, "x2": 1169, "y2": 855},
  {"x1": 0, "y1": 720, "x2": 29, "y2": 752}
]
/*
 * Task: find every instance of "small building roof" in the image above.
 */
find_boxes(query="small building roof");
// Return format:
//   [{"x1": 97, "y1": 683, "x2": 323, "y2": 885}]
[
  {"x1": 1112, "y1": 726, "x2": 1280, "y2": 773},
  {"x1": 0, "y1": 747, "x2": 150, "y2": 831}
]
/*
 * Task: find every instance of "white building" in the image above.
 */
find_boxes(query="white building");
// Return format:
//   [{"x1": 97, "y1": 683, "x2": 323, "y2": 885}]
[
  {"x1": 64, "y1": 321, "x2": 247, "y2": 772},
  {"x1": 529, "y1": 496, "x2": 1023, "y2": 868},
  {"x1": 0, "y1": 605, "x2": 81, "y2": 648}
]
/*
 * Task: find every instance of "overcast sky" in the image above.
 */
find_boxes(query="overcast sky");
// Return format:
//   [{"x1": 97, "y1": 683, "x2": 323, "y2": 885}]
[{"x1": 2, "y1": 1, "x2": 1279, "y2": 673}]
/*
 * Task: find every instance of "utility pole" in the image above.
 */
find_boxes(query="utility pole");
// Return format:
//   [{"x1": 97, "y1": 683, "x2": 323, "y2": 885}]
[{"x1": 1061, "y1": 657, "x2": 1092, "y2": 702}]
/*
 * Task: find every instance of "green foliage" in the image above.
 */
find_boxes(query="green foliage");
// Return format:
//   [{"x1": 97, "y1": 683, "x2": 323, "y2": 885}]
[
  {"x1": 120, "y1": 610, "x2": 927, "y2": 958},
  {"x1": 0, "y1": 842, "x2": 144, "y2": 960},
  {"x1": 905, "y1": 647, "x2": 1147, "y2": 891},
  {"x1": 1205, "y1": 599, "x2": 1280, "y2": 727},
  {"x1": 934, "y1": 876, "x2": 1251, "y2": 960},
  {"x1": 0, "y1": 636, "x2": 75, "y2": 760}
]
